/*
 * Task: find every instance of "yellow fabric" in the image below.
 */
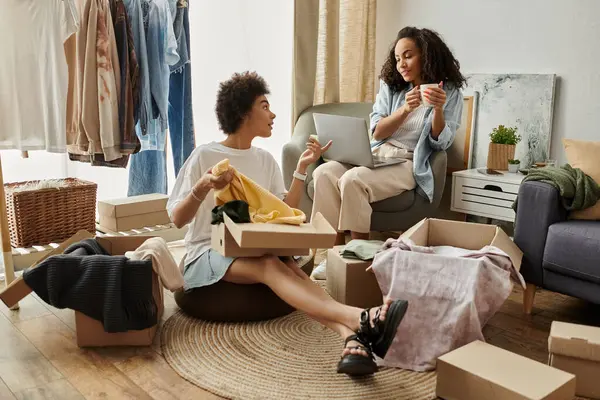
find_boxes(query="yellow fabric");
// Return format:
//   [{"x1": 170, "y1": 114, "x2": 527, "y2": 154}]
[
  {"x1": 563, "y1": 138, "x2": 600, "y2": 220},
  {"x1": 211, "y1": 159, "x2": 306, "y2": 225}
]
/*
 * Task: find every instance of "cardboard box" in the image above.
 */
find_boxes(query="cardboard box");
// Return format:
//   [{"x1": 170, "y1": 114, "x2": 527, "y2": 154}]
[
  {"x1": 326, "y1": 246, "x2": 382, "y2": 308},
  {"x1": 211, "y1": 212, "x2": 337, "y2": 257},
  {"x1": 0, "y1": 231, "x2": 164, "y2": 347},
  {"x1": 401, "y1": 218, "x2": 523, "y2": 271},
  {"x1": 98, "y1": 193, "x2": 171, "y2": 232},
  {"x1": 549, "y1": 321, "x2": 600, "y2": 399},
  {"x1": 437, "y1": 340, "x2": 576, "y2": 400}
]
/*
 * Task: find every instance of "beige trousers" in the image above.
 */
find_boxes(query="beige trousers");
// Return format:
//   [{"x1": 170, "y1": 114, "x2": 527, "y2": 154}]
[{"x1": 310, "y1": 144, "x2": 416, "y2": 233}]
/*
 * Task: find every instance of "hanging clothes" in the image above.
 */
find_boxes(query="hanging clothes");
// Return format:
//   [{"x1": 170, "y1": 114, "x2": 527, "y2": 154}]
[
  {"x1": 128, "y1": 0, "x2": 195, "y2": 196},
  {"x1": 66, "y1": 0, "x2": 141, "y2": 168},
  {"x1": 0, "y1": 0, "x2": 79, "y2": 152}
]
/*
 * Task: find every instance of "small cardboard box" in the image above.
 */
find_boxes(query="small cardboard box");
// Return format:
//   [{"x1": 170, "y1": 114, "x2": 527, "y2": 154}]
[
  {"x1": 0, "y1": 231, "x2": 164, "y2": 347},
  {"x1": 437, "y1": 340, "x2": 576, "y2": 400},
  {"x1": 98, "y1": 193, "x2": 171, "y2": 232},
  {"x1": 401, "y1": 218, "x2": 523, "y2": 271},
  {"x1": 211, "y1": 212, "x2": 337, "y2": 257},
  {"x1": 326, "y1": 246, "x2": 382, "y2": 308},
  {"x1": 549, "y1": 321, "x2": 600, "y2": 399}
]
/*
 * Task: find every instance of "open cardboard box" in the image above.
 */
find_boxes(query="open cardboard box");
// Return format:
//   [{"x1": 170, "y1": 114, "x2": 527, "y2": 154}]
[
  {"x1": 0, "y1": 230, "x2": 163, "y2": 347},
  {"x1": 211, "y1": 212, "x2": 337, "y2": 257},
  {"x1": 549, "y1": 321, "x2": 600, "y2": 399},
  {"x1": 399, "y1": 217, "x2": 523, "y2": 272},
  {"x1": 437, "y1": 340, "x2": 576, "y2": 400}
]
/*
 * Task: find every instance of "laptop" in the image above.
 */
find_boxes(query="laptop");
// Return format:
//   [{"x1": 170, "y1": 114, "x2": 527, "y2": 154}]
[{"x1": 312, "y1": 113, "x2": 407, "y2": 169}]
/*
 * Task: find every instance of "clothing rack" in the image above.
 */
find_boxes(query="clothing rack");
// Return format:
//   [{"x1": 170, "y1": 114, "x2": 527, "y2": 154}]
[{"x1": 0, "y1": 155, "x2": 18, "y2": 309}]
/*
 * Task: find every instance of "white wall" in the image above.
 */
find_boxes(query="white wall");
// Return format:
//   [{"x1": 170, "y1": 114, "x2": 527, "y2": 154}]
[
  {"x1": 376, "y1": 0, "x2": 600, "y2": 164},
  {"x1": 189, "y1": 0, "x2": 294, "y2": 166}
]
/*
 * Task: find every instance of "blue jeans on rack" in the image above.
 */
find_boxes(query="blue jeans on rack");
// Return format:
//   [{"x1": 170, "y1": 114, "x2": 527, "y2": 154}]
[
  {"x1": 127, "y1": 64, "x2": 195, "y2": 196},
  {"x1": 127, "y1": 0, "x2": 194, "y2": 196}
]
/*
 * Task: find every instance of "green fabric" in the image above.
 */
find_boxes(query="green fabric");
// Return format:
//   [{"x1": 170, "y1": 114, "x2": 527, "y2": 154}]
[
  {"x1": 512, "y1": 164, "x2": 600, "y2": 212},
  {"x1": 340, "y1": 240, "x2": 385, "y2": 261},
  {"x1": 211, "y1": 200, "x2": 251, "y2": 225}
]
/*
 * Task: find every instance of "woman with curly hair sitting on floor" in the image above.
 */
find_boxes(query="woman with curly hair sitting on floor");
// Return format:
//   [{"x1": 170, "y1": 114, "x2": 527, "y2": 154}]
[{"x1": 167, "y1": 71, "x2": 408, "y2": 376}]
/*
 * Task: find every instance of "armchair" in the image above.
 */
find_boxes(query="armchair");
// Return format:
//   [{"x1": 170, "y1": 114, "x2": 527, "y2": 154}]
[
  {"x1": 514, "y1": 181, "x2": 600, "y2": 313},
  {"x1": 282, "y1": 102, "x2": 447, "y2": 232}
]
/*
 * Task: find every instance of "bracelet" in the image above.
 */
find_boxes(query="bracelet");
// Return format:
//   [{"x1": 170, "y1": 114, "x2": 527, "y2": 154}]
[
  {"x1": 293, "y1": 170, "x2": 307, "y2": 181},
  {"x1": 190, "y1": 189, "x2": 203, "y2": 202}
]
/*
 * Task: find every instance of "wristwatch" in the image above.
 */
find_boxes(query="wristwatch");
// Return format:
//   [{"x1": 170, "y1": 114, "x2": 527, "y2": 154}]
[{"x1": 293, "y1": 170, "x2": 307, "y2": 181}]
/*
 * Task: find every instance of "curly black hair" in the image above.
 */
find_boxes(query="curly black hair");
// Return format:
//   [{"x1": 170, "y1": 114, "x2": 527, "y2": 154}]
[
  {"x1": 379, "y1": 27, "x2": 466, "y2": 93},
  {"x1": 215, "y1": 71, "x2": 270, "y2": 134}
]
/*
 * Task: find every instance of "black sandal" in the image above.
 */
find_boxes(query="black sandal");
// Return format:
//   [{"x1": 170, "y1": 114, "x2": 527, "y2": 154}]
[
  {"x1": 336, "y1": 334, "x2": 378, "y2": 376},
  {"x1": 358, "y1": 299, "x2": 409, "y2": 359}
]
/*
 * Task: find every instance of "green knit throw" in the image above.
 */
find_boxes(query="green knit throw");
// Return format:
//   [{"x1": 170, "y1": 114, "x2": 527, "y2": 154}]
[{"x1": 512, "y1": 164, "x2": 600, "y2": 211}]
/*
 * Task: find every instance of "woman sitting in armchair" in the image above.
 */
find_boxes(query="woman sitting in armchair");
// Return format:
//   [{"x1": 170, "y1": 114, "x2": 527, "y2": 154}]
[{"x1": 310, "y1": 26, "x2": 466, "y2": 278}]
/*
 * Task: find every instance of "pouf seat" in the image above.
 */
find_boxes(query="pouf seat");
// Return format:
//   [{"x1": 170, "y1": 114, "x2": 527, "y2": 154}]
[{"x1": 175, "y1": 256, "x2": 314, "y2": 322}]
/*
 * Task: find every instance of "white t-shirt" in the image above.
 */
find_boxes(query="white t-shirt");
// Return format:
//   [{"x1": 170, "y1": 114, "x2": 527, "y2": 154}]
[
  {"x1": 0, "y1": 0, "x2": 79, "y2": 152},
  {"x1": 167, "y1": 142, "x2": 287, "y2": 263}
]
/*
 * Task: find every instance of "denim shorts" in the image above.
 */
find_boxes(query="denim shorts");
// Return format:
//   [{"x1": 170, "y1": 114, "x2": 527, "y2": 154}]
[{"x1": 182, "y1": 249, "x2": 235, "y2": 291}]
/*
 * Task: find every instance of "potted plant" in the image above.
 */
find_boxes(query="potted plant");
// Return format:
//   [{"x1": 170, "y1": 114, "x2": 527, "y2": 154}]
[
  {"x1": 487, "y1": 125, "x2": 522, "y2": 170},
  {"x1": 507, "y1": 159, "x2": 520, "y2": 173}
]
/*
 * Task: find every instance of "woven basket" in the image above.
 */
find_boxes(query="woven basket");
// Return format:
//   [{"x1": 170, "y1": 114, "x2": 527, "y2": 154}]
[
  {"x1": 487, "y1": 143, "x2": 516, "y2": 170},
  {"x1": 4, "y1": 178, "x2": 97, "y2": 248}
]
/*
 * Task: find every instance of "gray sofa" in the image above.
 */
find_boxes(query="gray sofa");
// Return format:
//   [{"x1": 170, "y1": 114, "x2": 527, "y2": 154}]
[
  {"x1": 514, "y1": 181, "x2": 600, "y2": 313},
  {"x1": 281, "y1": 102, "x2": 447, "y2": 232}
]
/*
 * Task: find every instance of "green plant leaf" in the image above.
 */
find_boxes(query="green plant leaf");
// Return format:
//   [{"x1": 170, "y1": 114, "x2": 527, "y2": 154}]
[{"x1": 489, "y1": 125, "x2": 522, "y2": 145}]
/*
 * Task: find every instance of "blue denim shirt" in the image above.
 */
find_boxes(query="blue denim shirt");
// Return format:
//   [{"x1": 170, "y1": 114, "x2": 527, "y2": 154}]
[
  {"x1": 124, "y1": 0, "x2": 151, "y2": 134},
  {"x1": 369, "y1": 80, "x2": 463, "y2": 203}
]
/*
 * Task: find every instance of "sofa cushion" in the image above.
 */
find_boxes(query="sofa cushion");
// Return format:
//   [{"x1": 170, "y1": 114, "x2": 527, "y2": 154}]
[
  {"x1": 543, "y1": 220, "x2": 600, "y2": 284},
  {"x1": 307, "y1": 179, "x2": 415, "y2": 212},
  {"x1": 563, "y1": 138, "x2": 600, "y2": 220}
]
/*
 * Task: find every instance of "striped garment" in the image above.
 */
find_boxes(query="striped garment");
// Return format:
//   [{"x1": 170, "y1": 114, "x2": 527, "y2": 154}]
[{"x1": 387, "y1": 105, "x2": 428, "y2": 151}]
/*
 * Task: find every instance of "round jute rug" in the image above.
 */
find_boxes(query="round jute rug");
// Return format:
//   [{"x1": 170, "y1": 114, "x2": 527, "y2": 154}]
[{"x1": 161, "y1": 310, "x2": 436, "y2": 400}]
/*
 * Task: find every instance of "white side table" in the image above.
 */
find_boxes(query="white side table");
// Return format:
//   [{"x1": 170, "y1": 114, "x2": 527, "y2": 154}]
[{"x1": 451, "y1": 169, "x2": 525, "y2": 223}]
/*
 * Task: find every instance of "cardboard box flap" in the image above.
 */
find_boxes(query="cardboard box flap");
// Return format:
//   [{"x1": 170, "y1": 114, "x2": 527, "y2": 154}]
[
  {"x1": 400, "y1": 218, "x2": 428, "y2": 246},
  {"x1": 223, "y1": 212, "x2": 336, "y2": 249},
  {"x1": 438, "y1": 340, "x2": 575, "y2": 399},
  {"x1": 98, "y1": 193, "x2": 169, "y2": 218},
  {"x1": 0, "y1": 230, "x2": 94, "y2": 308},
  {"x1": 428, "y1": 218, "x2": 496, "y2": 249},
  {"x1": 549, "y1": 321, "x2": 600, "y2": 363},
  {"x1": 400, "y1": 218, "x2": 523, "y2": 272},
  {"x1": 490, "y1": 227, "x2": 523, "y2": 272}
]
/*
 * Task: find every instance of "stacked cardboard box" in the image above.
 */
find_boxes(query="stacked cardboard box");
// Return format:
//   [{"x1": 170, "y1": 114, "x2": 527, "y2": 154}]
[{"x1": 98, "y1": 193, "x2": 171, "y2": 232}]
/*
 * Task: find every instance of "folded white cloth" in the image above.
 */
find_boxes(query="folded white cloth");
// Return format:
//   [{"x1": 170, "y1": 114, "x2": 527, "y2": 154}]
[{"x1": 125, "y1": 237, "x2": 185, "y2": 292}]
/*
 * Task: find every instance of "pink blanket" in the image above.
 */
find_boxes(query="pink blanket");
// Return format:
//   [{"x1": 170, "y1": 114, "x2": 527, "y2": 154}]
[{"x1": 372, "y1": 238, "x2": 525, "y2": 371}]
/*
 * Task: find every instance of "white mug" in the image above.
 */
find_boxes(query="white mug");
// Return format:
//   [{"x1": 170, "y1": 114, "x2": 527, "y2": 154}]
[{"x1": 420, "y1": 83, "x2": 440, "y2": 108}]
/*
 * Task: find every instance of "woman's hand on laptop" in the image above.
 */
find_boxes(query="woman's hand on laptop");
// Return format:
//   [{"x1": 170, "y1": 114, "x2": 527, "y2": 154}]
[{"x1": 298, "y1": 136, "x2": 333, "y2": 171}]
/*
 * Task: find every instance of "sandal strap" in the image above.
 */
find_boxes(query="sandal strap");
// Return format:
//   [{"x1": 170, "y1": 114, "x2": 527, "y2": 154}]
[{"x1": 358, "y1": 309, "x2": 375, "y2": 338}]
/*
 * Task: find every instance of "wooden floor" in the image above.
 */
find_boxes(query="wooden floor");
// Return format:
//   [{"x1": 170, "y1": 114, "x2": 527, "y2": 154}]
[{"x1": 0, "y1": 283, "x2": 598, "y2": 399}]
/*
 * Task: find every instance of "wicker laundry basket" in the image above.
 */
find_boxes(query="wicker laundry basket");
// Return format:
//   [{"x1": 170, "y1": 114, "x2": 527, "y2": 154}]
[{"x1": 4, "y1": 178, "x2": 97, "y2": 248}]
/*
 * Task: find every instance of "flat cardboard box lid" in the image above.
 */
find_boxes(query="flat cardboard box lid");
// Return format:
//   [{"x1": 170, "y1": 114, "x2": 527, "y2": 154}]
[
  {"x1": 401, "y1": 218, "x2": 523, "y2": 271},
  {"x1": 549, "y1": 321, "x2": 600, "y2": 362},
  {"x1": 223, "y1": 212, "x2": 336, "y2": 249},
  {"x1": 438, "y1": 340, "x2": 575, "y2": 399},
  {"x1": 98, "y1": 193, "x2": 169, "y2": 218}
]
